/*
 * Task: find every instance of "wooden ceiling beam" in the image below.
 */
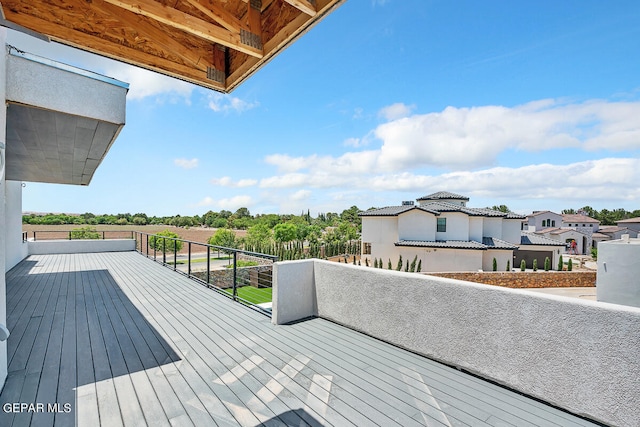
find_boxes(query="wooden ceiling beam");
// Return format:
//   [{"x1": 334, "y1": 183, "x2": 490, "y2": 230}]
[
  {"x1": 92, "y1": 0, "x2": 210, "y2": 70},
  {"x1": 283, "y1": 0, "x2": 317, "y2": 16},
  {"x1": 182, "y1": 0, "x2": 249, "y2": 33},
  {"x1": 102, "y1": 0, "x2": 264, "y2": 58},
  {"x1": 3, "y1": 12, "x2": 226, "y2": 91}
]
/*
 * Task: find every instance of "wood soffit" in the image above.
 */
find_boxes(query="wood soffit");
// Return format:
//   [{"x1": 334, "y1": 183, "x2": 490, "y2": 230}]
[{"x1": 0, "y1": 0, "x2": 345, "y2": 93}]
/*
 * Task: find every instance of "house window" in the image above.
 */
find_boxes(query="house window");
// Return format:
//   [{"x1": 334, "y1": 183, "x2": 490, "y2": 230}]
[
  {"x1": 552, "y1": 220, "x2": 556, "y2": 227},
  {"x1": 363, "y1": 242, "x2": 371, "y2": 255},
  {"x1": 437, "y1": 218, "x2": 446, "y2": 232}
]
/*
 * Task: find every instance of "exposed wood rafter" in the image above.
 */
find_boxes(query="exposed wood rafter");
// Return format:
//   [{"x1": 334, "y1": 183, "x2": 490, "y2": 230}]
[
  {"x1": 102, "y1": 0, "x2": 264, "y2": 58},
  {"x1": 284, "y1": 0, "x2": 317, "y2": 16}
]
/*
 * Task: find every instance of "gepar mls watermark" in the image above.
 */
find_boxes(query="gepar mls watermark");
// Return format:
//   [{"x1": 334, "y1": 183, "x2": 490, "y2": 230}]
[{"x1": 3, "y1": 402, "x2": 72, "y2": 413}]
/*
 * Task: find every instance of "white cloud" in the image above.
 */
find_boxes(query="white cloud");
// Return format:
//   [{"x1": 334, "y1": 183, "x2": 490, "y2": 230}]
[
  {"x1": 343, "y1": 137, "x2": 362, "y2": 147},
  {"x1": 290, "y1": 190, "x2": 312, "y2": 201},
  {"x1": 378, "y1": 102, "x2": 415, "y2": 121},
  {"x1": 207, "y1": 93, "x2": 259, "y2": 113},
  {"x1": 194, "y1": 195, "x2": 254, "y2": 210},
  {"x1": 210, "y1": 177, "x2": 258, "y2": 188},
  {"x1": 105, "y1": 63, "x2": 194, "y2": 101},
  {"x1": 174, "y1": 158, "x2": 199, "y2": 169}
]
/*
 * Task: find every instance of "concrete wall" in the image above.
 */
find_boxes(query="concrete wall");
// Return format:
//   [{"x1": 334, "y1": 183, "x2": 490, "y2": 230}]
[
  {"x1": 362, "y1": 216, "x2": 398, "y2": 265},
  {"x1": 468, "y1": 217, "x2": 483, "y2": 242},
  {"x1": 597, "y1": 237, "x2": 640, "y2": 308},
  {"x1": 273, "y1": 259, "x2": 640, "y2": 427},
  {"x1": 28, "y1": 239, "x2": 136, "y2": 255},
  {"x1": 5, "y1": 181, "x2": 27, "y2": 271}
]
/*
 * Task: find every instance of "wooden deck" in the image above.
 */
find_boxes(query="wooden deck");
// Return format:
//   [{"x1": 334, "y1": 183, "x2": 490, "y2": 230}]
[{"x1": 0, "y1": 252, "x2": 599, "y2": 426}]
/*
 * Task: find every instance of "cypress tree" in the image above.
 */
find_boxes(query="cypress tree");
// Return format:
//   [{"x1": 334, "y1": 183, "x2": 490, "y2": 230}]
[
  {"x1": 557, "y1": 255, "x2": 564, "y2": 271},
  {"x1": 568, "y1": 258, "x2": 573, "y2": 271},
  {"x1": 506, "y1": 260, "x2": 510, "y2": 271},
  {"x1": 520, "y1": 259, "x2": 526, "y2": 271},
  {"x1": 396, "y1": 255, "x2": 403, "y2": 271},
  {"x1": 416, "y1": 259, "x2": 422, "y2": 273},
  {"x1": 410, "y1": 255, "x2": 418, "y2": 272},
  {"x1": 533, "y1": 259, "x2": 538, "y2": 271},
  {"x1": 544, "y1": 257, "x2": 550, "y2": 271},
  {"x1": 492, "y1": 257, "x2": 497, "y2": 271},
  {"x1": 388, "y1": 259, "x2": 392, "y2": 270}
]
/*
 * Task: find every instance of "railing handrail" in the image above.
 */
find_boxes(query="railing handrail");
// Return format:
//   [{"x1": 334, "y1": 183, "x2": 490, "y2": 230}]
[
  {"x1": 134, "y1": 231, "x2": 279, "y2": 261},
  {"x1": 133, "y1": 230, "x2": 277, "y2": 317},
  {"x1": 24, "y1": 229, "x2": 135, "y2": 241}
]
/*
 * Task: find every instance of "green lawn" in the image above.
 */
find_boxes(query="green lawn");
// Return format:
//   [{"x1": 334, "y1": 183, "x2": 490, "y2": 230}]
[{"x1": 223, "y1": 285, "x2": 272, "y2": 305}]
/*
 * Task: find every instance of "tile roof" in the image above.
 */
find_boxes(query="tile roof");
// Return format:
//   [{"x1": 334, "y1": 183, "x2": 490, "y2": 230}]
[
  {"x1": 395, "y1": 238, "x2": 518, "y2": 250},
  {"x1": 482, "y1": 237, "x2": 520, "y2": 249},
  {"x1": 520, "y1": 232, "x2": 566, "y2": 246},
  {"x1": 359, "y1": 205, "x2": 440, "y2": 217},
  {"x1": 416, "y1": 191, "x2": 469, "y2": 201},
  {"x1": 360, "y1": 202, "x2": 525, "y2": 219},
  {"x1": 562, "y1": 214, "x2": 599, "y2": 223},
  {"x1": 616, "y1": 216, "x2": 640, "y2": 223},
  {"x1": 527, "y1": 210, "x2": 559, "y2": 217}
]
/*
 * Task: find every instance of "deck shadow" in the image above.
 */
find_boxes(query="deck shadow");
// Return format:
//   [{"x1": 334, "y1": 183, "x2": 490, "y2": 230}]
[{"x1": 1, "y1": 260, "x2": 181, "y2": 427}]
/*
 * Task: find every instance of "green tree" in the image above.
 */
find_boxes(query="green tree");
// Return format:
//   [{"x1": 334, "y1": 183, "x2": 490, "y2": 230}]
[
  {"x1": 70, "y1": 226, "x2": 100, "y2": 240},
  {"x1": 273, "y1": 223, "x2": 298, "y2": 243},
  {"x1": 567, "y1": 258, "x2": 573, "y2": 271},
  {"x1": 396, "y1": 255, "x2": 403, "y2": 271},
  {"x1": 520, "y1": 259, "x2": 526, "y2": 271},
  {"x1": 492, "y1": 257, "x2": 497, "y2": 271},
  {"x1": 491, "y1": 205, "x2": 510, "y2": 213},
  {"x1": 544, "y1": 257, "x2": 550, "y2": 271},
  {"x1": 533, "y1": 259, "x2": 538, "y2": 271},
  {"x1": 410, "y1": 255, "x2": 418, "y2": 272},
  {"x1": 208, "y1": 228, "x2": 238, "y2": 250},
  {"x1": 557, "y1": 255, "x2": 564, "y2": 271},
  {"x1": 416, "y1": 259, "x2": 422, "y2": 273},
  {"x1": 149, "y1": 230, "x2": 183, "y2": 254},
  {"x1": 246, "y1": 223, "x2": 272, "y2": 246},
  {"x1": 506, "y1": 260, "x2": 510, "y2": 271},
  {"x1": 388, "y1": 259, "x2": 392, "y2": 270}
]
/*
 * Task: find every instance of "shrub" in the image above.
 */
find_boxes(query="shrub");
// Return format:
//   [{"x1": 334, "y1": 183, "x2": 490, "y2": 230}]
[
  {"x1": 506, "y1": 260, "x2": 510, "y2": 271},
  {"x1": 492, "y1": 257, "x2": 497, "y2": 271},
  {"x1": 404, "y1": 260, "x2": 409, "y2": 272},
  {"x1": 591, "y1": 247, "x2": 598, "y2": 260},
  {"x1": 416, "y1": 259, "x2": 422, "y2": 273},
  {"x1": 520, "y1": 259, "x2": 526, "y2": 271},
  {"x1": 557, "y1": 255, "x2": 564, "y2": 271},
  {"x1": 410, "y1": 255, "x2": 418, "y2": 272},
  {"x1": 149, "y1": 229, "x2": 183, "y2": 254},
  {"x1": 388, "y1": 259, "x2": 392, "y2": 270},
  {"x1": 70, "y1": 226, "x2": 100, "y2": 240},
  {"x1": 544, "y1": 257, "x2": 550, "y2": 271},
  {"x1": 396, "y1": 255, "x2": 403, "y2": 271},
  {"x1": 568, "y1": 258, "x2": 573, "y2": 271},
  {"x1": 533, "y1": 259, "x2": 538, "y2": 271}
]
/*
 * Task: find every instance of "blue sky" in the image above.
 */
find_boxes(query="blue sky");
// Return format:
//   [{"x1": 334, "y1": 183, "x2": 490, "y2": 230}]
[{"x1": 11, "y1": 0, "x2": 640, "y2": 217}]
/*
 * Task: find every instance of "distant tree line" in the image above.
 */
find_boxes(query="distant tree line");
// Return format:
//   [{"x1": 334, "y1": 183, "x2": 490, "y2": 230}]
[{"x1": 562, "y1": 207, "x2": 640, "y2": 225}]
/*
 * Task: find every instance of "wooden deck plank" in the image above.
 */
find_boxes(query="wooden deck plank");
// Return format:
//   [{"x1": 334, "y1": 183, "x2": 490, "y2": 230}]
[{"x1": 1, "y1": 252, "x2": 602, "y2": 427}]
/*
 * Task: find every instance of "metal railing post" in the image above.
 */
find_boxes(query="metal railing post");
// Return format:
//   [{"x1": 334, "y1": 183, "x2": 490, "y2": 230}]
[
  {"x1": 68, "y1": 231, "x2": 72, "y2": 240},
  {"x1": 162, "y1": 237, "x2": 166, "y2": 264},
  {"x1": 206, "y1": 246, "x2": 211, "y2": 286},
  {"x1": 173, "y1": 239, "x2": 177, "y2": 271},
  {"x1": 232, "y1": 251, "x2": 238, "y2": 301},
  {"x1": 187, "y1": 242, "x2": 191, "y2": 277}
]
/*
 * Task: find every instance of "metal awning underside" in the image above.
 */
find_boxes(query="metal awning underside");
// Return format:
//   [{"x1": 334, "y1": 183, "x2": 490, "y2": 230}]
[
  {"x1": 0, "y1": 0, "x2": 346, "y2": 93},
  {"x1": 5, "y1": 49, "x2": 128, "y2": 185}
]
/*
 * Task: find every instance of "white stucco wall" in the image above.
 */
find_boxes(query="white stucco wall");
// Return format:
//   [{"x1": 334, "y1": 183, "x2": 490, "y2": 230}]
[
  {"x1": 437, "y1": 212, "x2": 468, "y2": 241},
  {"x1": 482, "y1": 217, "x2": 502, "y2": 239},
  {"x1": 397, "y1": 247, "x2": 482, "y2": 272},
  {"x1": 482, "y1": 250, "x2": 513, "y2": 271},
  {"x1": 273, "y1": 259, "x2": 640, "y2": 427},
  {"x1": 397, "y1": 210, "x2": 436, "y2": 241},
  {"x1": 468, "y1": 217, "x2": 483, "y2": 242},
  {"x1": 5, "y1": 181, "x2": 27, "y2": 271},
  {"x1": 28, "y1": 239, "x2": 136, "y2": 255},
  {"x1": 501, "y1": 219, "x2": 521, "y2": 245},
  {"x1": 0, "y1": 29, "x2": 8, "y2": 390},
  {"x1": 597, "y1": 238, "x2": 640, "y2": 308},
  {"x1": 362, "y1": 216, "x2": 399, "y2": 267}
]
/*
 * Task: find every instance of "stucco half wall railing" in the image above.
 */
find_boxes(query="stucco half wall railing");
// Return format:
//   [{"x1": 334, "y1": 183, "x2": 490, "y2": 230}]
[{"x1": 272, "y1": 259, "x2": 640, "y2": 427}]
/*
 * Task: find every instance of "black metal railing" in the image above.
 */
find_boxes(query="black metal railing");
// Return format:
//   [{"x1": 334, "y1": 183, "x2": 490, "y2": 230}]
[
  {"x1": 27, "y1": 230, "x2": 135, "y2": 241},
  {"x1": 133, "y1": 231, "x2": 277, "y2": 316}
]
